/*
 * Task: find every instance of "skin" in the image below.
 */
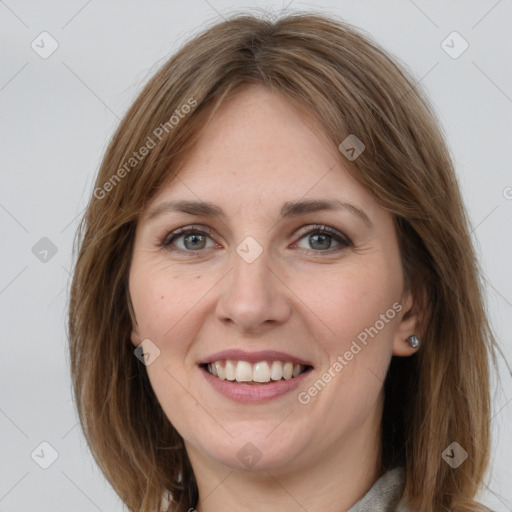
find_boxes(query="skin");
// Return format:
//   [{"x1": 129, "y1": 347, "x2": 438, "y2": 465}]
[{"x1": 129, "y1": 84, "x2": 424, "y2": 512}]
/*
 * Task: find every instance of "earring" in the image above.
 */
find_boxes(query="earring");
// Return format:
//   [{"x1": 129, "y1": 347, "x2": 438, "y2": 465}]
[{"x1": 406, "y1": 335, "x2": 421, "y2": 349}]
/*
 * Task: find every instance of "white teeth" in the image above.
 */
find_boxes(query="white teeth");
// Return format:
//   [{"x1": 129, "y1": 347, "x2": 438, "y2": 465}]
[
  {"x1": 270, "y1": 361, "x2": 283, "y2": 380},
  {"x1": 205, "y1": 359, "x2": 307, "y2": 383},
  {"x1": 225, "y1": 360, "x2": 236, "y2": 381},
  {"x1": 283, "y1": 362, "x2": 293, "y2": 379},
  {"x1": 253, "y1": 361, "x2": 271, "y2": 383},
  {"x1": 214, "y1": 361, "x2": 225, "y2": 380},
  {"x1": 235, "y1": 361, "x2": 253, "y2": 382}
]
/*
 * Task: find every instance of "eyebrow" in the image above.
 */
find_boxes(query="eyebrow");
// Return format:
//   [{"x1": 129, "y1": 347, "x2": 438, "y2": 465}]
[{"x1": 146, "y1": 198, "x2": 373, "y2": 228}]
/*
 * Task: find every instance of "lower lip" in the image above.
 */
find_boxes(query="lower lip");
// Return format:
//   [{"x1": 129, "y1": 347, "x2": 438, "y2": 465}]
[{"x1": 200, "y1": 366, "x2": 312, "y2": 403}]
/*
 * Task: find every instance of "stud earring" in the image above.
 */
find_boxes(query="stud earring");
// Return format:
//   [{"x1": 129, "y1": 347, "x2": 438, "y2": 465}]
[{"x1": 406, "y1": 335, "x2": 421, "y2": 349}]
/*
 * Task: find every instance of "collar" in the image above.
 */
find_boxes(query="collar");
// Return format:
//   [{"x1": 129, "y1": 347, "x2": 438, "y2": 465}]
[{"x1": 347, "y1": 467, "x2": 409, "y2": 512}]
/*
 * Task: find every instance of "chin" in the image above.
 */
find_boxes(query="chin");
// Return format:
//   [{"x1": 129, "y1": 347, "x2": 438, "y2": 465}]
[{"x1": 188, "y1": 428, "x2": 307, "y2": 473}]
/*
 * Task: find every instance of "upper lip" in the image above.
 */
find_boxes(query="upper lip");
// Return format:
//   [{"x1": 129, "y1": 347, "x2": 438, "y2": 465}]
[{"x1": 198, "y1": 349, "x2": 313, "y2": 367}]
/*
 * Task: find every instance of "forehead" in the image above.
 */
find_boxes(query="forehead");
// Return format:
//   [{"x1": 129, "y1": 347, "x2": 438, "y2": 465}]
[{"x1": 148, "y1": 85, "x2": 376, "y2": 218}]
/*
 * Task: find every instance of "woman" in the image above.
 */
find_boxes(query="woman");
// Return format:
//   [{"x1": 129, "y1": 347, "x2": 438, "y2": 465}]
[{"x1": 68, "y1": 11, "x2": 496, "y2": 512}]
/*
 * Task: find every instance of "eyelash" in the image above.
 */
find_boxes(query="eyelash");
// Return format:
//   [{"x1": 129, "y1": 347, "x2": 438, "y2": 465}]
[{"x1": 161, "y1": 224, "x2": 352, "y2": 255}]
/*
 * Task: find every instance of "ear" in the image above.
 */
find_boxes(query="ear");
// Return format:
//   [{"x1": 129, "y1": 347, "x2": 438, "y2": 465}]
[
  {"x1": 131, "y1": 323, "x2": 142, "y2": 347},
  {"x1": 127, "y1": 292, "x2": 142, "y2": 347},
  {"x1": 392, "y1": 286, "x2": 429, "y2": 357}
]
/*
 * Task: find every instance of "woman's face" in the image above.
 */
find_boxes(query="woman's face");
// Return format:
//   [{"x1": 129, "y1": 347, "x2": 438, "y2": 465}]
[{"x1": 129, "y1": 85, "x2": 418, "y2": 475}]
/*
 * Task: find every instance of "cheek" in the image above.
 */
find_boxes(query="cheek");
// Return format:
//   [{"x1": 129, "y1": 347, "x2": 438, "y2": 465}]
[
  {"x1": 130, "y1": 260, "x2": 211, "y2": 339},
  {"x1": 292, "y1": 262, "x2": 399, "y2": 343},
  {"x1": 295, "y1": 261, "x2": 401, "y2": 410},
  {"x1": 129, "y1": 263, "x2": 204, "y2": 432},
  {"x1": 144, "y1": 357, "x2": 199, "y2": 438}
]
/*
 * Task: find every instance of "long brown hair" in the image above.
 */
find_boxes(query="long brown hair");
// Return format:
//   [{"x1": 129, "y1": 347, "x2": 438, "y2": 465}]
[{"x1": 68, "y1": 11, "x2": 496, "y2": 512}]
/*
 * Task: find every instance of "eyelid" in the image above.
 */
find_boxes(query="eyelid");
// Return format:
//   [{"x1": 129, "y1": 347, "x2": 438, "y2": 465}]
[{"x1": 161, "y1": 224, "x2": 216, "y2": 247}]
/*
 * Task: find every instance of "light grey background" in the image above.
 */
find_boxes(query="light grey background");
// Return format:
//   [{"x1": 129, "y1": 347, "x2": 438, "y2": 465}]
[{"x1": 1, "y1": 0, "x2": 511, "y2": 510}]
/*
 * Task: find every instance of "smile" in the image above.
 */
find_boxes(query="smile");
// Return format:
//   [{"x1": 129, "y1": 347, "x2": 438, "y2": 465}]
[
  {"x1": 203, "y1": 359, "x2": 311, "y2": 384},
  {"x1": 200, "y1": 359, "x2": 313, "y2": 403}
]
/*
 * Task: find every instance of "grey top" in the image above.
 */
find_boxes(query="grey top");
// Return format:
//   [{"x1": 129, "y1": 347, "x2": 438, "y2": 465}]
[{"x1": 348, "y1": 467, "x2": 410, "y2": 512}]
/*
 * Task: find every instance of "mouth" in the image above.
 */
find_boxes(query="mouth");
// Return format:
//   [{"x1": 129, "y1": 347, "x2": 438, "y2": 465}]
[
  {"x1": 198, "y1": 349, "x2": 314, "y2": 402},
  {"x1": 200, "y1": 359, "x2": 313, "y2": 385}
]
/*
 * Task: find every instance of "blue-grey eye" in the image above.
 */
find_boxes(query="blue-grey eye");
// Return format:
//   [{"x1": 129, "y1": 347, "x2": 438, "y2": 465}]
[
  {"x1": 295, "y1": 225, "x2": 350, "y2": 251},
  {"x1": 163, "y1": 228, "x2": 215, "y2": 251}
]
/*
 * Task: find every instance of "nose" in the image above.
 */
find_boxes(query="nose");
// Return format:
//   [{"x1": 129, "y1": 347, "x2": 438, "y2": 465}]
[{"x1": 215, "y1": 248, "x2": 292, "y2": 334}]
